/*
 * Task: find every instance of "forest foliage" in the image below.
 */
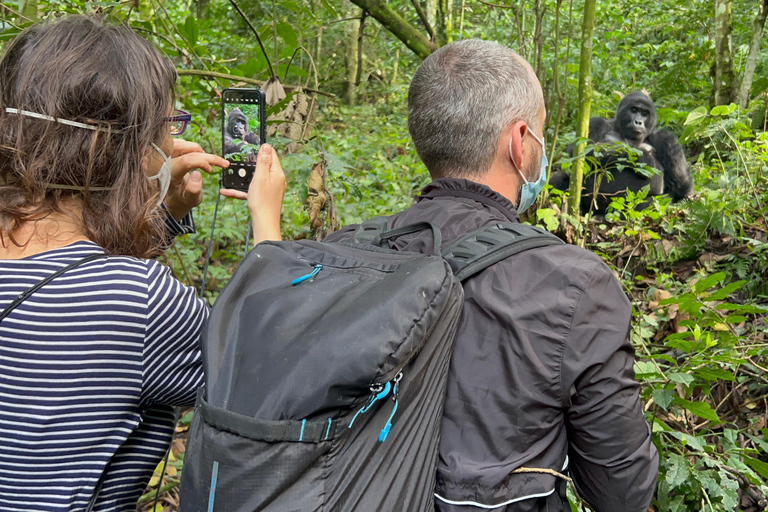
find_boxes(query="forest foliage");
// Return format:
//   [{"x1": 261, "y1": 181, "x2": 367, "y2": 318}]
[{"x1": 2, "y1": 0, "x2": 768, "y2": 510}]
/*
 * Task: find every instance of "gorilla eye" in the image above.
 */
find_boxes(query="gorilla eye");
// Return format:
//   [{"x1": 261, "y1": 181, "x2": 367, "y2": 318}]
[{"x1": 631, "y1": 107, "x2": 638, "y2": 113}]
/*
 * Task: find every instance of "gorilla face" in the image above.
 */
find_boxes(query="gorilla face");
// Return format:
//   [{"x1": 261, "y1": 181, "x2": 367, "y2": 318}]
[
  {"x1": 616, "y1": 92, "x2": 657, "y2": 145},
  {"x1": 228, "y1": 108, "x2": 248, "y2": 140}
]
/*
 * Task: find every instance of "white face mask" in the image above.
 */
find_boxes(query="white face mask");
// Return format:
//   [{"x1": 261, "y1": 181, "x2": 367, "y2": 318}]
[{"x1": 149, "y1": 143, "x2": 172, "y2": 205}]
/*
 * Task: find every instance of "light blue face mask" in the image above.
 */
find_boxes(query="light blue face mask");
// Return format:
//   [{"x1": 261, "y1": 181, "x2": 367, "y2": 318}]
[{"x1": 509, "y1": 129, "x2": 548, "y2": 213}]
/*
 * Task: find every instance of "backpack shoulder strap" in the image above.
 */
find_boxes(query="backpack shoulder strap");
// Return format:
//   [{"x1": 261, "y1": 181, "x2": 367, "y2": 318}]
[
  {"x1": 351, "y1": 218, "x2": 564, "y2": 281},
  {"x1": 444, "y1": 223, "x2": 564, "y2": 281},
  {"x1": 0, "y1": 253, "x2": 107, "y2": 323},
  {"x1": 350, "y1": 216, "x2": 389, "y2": 246}
]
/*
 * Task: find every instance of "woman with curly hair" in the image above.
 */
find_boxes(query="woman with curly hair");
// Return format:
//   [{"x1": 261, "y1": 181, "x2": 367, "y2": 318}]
[{"x1": 0, "y1": 15, "x2": 285, "y2": 511}]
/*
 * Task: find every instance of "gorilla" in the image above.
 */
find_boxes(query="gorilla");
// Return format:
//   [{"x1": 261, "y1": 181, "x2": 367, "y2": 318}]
[
  {"x1": 550, "y1": 92, "x2": 693, "y2": 215},
  {"x1": 223, "y1": 108, "x2": 260, "y2": 157}
]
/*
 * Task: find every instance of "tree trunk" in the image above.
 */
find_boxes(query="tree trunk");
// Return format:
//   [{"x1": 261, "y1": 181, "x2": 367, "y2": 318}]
[
  {"x1": 427, "y1": 0, "x2": 437, "y2": 33},
  {"x1": 196, "y1": 0, "x2": 209, "y2": 19},
  {"x1": 346, "y1": 16, "x2": 361, "y2": 105},
  {"x1": 349, "y1": 0, "x2": 436, "y2": 59},
  {"x1": 714, "y1": 0, "x2": 735, "y2": 106},
  {"x1": 738, "y1": 0, "x2": 768, "y2": 108},
  {"x1": 533, "y1": 0, "x2": 545, "y2": 78},
  {"x1": 437, "y1": 0, "x2": 453, "y2": 45},
  {"x1": 568, "y1": 0, "x2": 596, "y2": 215}
]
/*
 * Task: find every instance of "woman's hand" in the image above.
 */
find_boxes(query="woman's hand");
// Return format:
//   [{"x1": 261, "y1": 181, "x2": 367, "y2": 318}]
[
  {"x1": 164, "y1": 139, "x2": 229, "y2": 222},
  {"x1": 221, "y1": 144, "x2": 286, "y2": 245}
]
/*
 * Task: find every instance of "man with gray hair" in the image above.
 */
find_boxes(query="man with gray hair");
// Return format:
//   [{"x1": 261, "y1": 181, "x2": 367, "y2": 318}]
[{"x1": 327, "y1": 40, "x2": 658, "y2": 511}]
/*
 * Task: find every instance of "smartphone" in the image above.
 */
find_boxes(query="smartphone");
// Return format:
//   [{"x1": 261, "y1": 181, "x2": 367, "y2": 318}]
[{"x1": 221, "y1": 88, "x2": 267, "y2": 191}]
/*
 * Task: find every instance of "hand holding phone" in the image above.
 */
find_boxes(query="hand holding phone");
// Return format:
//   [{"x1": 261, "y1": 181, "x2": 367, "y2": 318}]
[
  {"x1": 221, "y1": 88, "x2": 267, "y2": 192},
  {"x1": 220, "y1": 143, "x2": 286, "y2": 244}
]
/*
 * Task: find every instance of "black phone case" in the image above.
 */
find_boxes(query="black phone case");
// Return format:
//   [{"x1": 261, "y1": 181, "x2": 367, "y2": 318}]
[{"x1": 221, "y1": 88, "x2": 267, "y2": 192}]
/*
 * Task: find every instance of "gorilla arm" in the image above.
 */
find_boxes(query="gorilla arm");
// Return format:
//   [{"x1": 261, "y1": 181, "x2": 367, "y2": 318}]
[{"x1": 646, "y1": 129, "x2": 693, "y2": 201}]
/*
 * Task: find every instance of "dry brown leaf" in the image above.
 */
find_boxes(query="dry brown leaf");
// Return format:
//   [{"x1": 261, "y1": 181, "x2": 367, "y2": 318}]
[
  {"x1": 307, "y1": 161, "x2": 328, "y2": 233},
  {"x1": 264, "y1": 76, "x2": 286, "y2": 106}
]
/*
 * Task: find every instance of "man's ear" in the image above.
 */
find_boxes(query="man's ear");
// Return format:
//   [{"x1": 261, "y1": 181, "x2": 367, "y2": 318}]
[{"x1": 507, "y1": 120, "x2": 529, "y2": 170}]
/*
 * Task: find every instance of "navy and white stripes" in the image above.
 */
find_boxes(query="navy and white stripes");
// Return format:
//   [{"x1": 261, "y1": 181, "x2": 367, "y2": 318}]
[{"x1": 0, "y1": 240, "x2": 208, "y2": 511}]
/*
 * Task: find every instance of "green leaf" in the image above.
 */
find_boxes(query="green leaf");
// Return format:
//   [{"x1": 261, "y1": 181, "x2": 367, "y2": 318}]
[
  {"x1": 183, "y1": 15, "x2": 198, "y2": 47},
  {"x1": 665, "y1": 453, "x2": 691, "y2": 487},
  {"x1": 706, "y1": 280, "x2": 746, "y2": 300},
  {"x1": 710, "y1": 103, "x2": 737, "y2": 116},
  {"x1": 668, "y1": 372, "x2": 695, "y2": 386},
  {"x1": 280, "y1": 1, "x2": 301, "y2": 12},
  {"x1": 693, "y1": 272, "x2": 725, "y2": 293},
  {"x1": 319, "y1": 0, "x2": 338, "y2": 17},
  {"x1": 674, "y1": 397, "x2": 720, "y2": 422},
  {"x1": 536, "y1": 208, "x2": 559, "y2": 232},
  {"x1": 744, "y1": 455, "x2": 768, "y2": 480},
  {"x1": 276, "y1": 22, "x2": 298, "y2": 49},
  {"x1": 653, "y1": 388, "x2": 675, "y2": 410},
  {"x1": 694, "y1": 368, "x2": 736, "y2": 382},
  {"x1": 684, "y1": 106, "x2": 708, "y2": 126}
]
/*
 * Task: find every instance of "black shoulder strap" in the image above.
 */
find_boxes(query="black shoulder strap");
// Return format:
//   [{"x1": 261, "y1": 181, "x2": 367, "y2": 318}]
[
  {"x1": 351, "y1": 217, "x2": 442, "y2": 256},
  {"x1": 444, "y1": 223, "x2": 564, "y2": 281},
  {"x1": 351, "y1": 216, "x2": 389, "y2": 245},
  {"x1": 0, "y1": 253, "x2": 107, "y2": 323},
  {"x1": 351, "y1": 218, "x2": 563, "y2": 282}
]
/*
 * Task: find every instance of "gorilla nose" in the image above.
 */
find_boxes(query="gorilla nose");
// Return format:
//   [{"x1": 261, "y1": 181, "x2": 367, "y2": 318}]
[{"x1": 634, "y1": 120, "x2": 644, "y2": 127}]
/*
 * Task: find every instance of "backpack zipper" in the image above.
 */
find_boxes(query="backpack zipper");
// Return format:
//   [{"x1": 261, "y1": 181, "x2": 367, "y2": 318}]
[
  {"x1": 292, "y1": 264, "x2": 322, "y2": 285},
  {"x1": 348, "y1": 371, "x2": 403, "y2": 443}
]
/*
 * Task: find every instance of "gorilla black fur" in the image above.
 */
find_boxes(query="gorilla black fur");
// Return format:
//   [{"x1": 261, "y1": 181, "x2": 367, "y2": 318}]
[
  {"x1": 550, "y1": 92, "x2": 693, "y2": 215},
  {"x1": 223, "y1": 108, "x2": 260, "y2": 157}
]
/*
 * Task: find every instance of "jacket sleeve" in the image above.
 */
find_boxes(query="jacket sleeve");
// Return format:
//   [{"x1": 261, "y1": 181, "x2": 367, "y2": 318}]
[{"x1": 561, "y1": 261, "x2": 659, "y2": 512}]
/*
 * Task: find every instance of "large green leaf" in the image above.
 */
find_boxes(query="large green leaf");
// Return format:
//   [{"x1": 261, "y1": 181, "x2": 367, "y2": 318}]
[
  {"x1": 182, "y1": 15, "x2": 198, "y2": 47},
  {"x1": 674, "y1": 397, "x2": 720, "y2": 422},
  {"x1": 744, "y1": 456, "x2": 768, "y2": 480},
  {"x1": 276, "y1": 22, "x2": 298, "y2": 49},
  {"x1": 665, "y1": 453, "x2": 690, "y2": 487}
]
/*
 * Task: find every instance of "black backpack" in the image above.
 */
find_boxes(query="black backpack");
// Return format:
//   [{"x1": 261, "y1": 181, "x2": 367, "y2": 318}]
[{"x1": 179, "y1": 219, "x2": 562, "y2": 512}]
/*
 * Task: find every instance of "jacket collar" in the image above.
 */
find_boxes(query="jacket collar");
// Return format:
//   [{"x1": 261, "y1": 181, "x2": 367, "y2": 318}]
[{"x1": 417, "y1": 178, "x2": 521, "y2": 223}]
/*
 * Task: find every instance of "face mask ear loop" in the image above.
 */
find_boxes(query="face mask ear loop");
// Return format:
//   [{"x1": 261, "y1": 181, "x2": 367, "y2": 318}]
[{"x1": 509, "y1": 136, "x2": 530, "y2": 185}]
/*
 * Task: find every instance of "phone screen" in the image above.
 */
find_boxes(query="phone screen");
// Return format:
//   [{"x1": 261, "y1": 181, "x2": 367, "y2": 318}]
[{"x1": 221, "y1": 88, "x2": 266, "y2": 191}]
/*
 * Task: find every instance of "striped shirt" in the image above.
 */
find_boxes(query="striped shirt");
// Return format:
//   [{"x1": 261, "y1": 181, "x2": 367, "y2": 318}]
[{"x1": 0, "y1": 239, "x2": 208, "y2": 511}]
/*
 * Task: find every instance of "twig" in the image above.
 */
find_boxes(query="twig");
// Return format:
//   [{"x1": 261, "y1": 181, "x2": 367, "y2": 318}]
[
  {"x1": 411, "y1": 0, "x2": 436, "y2": 40},
  {"x1": 0, "y1": 2, "x2": 34, "y2": 21},
  {"x1": 152, "y1": 0, "x2": 211, "y2": 74},
  {"x1": 228, "y1": 0, "x2": 276, "y2": 79},
  {"x1": 283, "y1": 47, "x2": 301, "y2": 82},
  {"x1": 175, "y1": 69, "x2": 336, "y2": 97},
  {"x1": 475, "y1": 0, "x2": 514, "y2": 9}
]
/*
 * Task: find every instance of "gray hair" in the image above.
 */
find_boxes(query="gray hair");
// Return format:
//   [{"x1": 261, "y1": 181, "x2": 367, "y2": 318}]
[{"x1": 408, "y1": 40, "x2": 543, "y2": 179}]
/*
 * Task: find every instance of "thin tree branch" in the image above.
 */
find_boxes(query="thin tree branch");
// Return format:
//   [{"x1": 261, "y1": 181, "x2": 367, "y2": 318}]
[
  {"x1": 228, "y1": 0, "x2": 276, "y2": 79},
  {"x1": 475, "y1": 0, "x2": 514, "y2": 9},
  {"x1": 175, "y1": 69, "x2": 336, "y2": 97},
  {"x1": 411, "y1": 0, "x2": 436, "y2": 40}
]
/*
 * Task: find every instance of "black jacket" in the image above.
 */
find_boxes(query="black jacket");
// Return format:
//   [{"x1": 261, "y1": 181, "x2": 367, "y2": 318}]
[{"x1": 327, "y1": 178, "x2": 659, "y2": 511}]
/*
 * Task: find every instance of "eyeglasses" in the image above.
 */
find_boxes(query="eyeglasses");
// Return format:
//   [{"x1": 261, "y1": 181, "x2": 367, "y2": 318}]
[{"x1": 166, "y1": 109, "x2": 191, "y2": 136}]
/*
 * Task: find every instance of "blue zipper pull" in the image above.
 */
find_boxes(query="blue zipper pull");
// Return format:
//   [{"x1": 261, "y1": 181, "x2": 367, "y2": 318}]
[
  {"x1": 379, "y1": 372, "x2": 403, "y2": 443},
  {"x1": 292, "y1": 264, "x2": 322, "y2": 286},
  {"x1": 349, "y1": 381, "x2": 392, "y2": 429}
]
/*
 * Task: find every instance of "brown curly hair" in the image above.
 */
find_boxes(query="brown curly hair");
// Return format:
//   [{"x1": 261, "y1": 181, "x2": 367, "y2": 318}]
[{"x1": 0, "y1": 15, "x2": 177, "y2": 258}]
